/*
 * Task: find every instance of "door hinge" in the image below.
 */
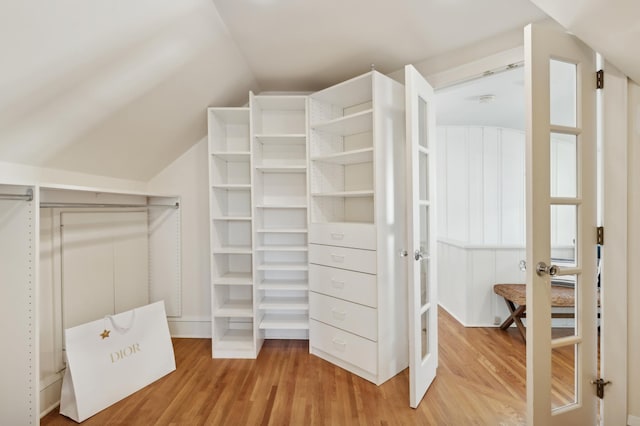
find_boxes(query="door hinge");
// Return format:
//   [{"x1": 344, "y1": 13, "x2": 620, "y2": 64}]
[
  {"x1": 597, "y1": 226, "x2": 604, "y2": 245},
  {"x1": 591, "y1": 378, "x2": 611, "y2": 399},
  {"x1": 596, "y1": 70, "x2": 604, "y2": 89}
]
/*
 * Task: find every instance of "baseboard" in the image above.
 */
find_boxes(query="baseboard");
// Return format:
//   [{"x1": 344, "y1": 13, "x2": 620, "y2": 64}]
[
  {"x1": 628, "y1": 414, "x2": 640, "y2": 426},
  {"x1": 167, "y1": 316, "x2": 211, "y2": 338}
]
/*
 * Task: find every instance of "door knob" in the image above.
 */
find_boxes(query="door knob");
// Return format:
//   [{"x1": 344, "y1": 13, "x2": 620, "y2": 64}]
[
  {"x1": 414, "y1": 250, "x2": 425, "y2": 261},
  {"x1": 536, "y1": 261, "x2": 559, "y2": 277}
]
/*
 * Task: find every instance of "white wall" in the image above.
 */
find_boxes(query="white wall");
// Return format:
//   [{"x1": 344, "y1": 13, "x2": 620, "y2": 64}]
[
  {"x1": 627, "y1": 80, "x2": 640, "y2": 421},
  {"x1": 147, "y1": 138, "x2": 211, "y2": 337},
  {"x1": 437, "y1": 126, "x2": 526, "y2": 325}
]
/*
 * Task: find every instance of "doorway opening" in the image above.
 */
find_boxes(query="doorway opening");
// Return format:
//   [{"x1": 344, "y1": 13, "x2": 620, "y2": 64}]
[{"x1": 433, "y1": 62, "x2": 602, "y2": 413}]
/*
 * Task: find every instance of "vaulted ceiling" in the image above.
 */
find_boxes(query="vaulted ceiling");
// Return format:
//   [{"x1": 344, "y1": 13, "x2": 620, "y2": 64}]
[{"x1": 0, "y1": 0, "x2": 636, "y2": 182}]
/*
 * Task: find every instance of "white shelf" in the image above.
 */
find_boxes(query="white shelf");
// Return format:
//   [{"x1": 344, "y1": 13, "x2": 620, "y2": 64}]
[
  {"x1": 255, "y1": 134, "x2": 306, "y2": 145},
  {"x1": 256, "y1": 228, "x2": 308, "y2": 234},
  {"x1": 311, "y1": 147, "x2": 373, "y2": 165},
  {"x1": 211, "y1": 152, "x2": 251, "y2": 161},
  {"x1": 256, "y1": 262, "x2": 309, "y2": 271},
  {"x1": 212, "y1": 216, "x2": 252, "y2": 221},
  {"x1": 311, "y1": 72, "x2": 373, "y2": 107},
  {"x1": 256, "y1": 245, "x2": 308, "y2": 252},
  {"x1": 215, "y1": 300, "x2": 253, "y2": 317},
  {"x1": 211, "y1": 184, "x2": 251, "y2": 190},
  {"x1": 259, "y1": 279, "x2": 308, "y2": 291},
  {"x1": 311, "y1": 190, "x2": 374, "y2": 198},
  {"x1": 311, "y1": 109, "x2": 373, "y2": 136},
  {"x1": 215, "y1": 329, "x2": 254, "y2": 349},
  {"x1": 213, "y1": 272, "x2": 253, "y2": 286},
  {"x1": 256, "y1": 204, "x2": 307, "y2": 209},
  {"x1": 259, "y1": 297, "x2": 309, "y2": 310},
  {"x1": 208, "y1": 107, "x2": 250, "y2": 124},
  {"x1": 255, "y1": 165, "x2": 306, "y2": 173},
  {"x1": 259, "y1": 314, "x2": 309, "y2": 330},
  {"x1": 212, "y1": 246, "x2": 252, "y2": 254},
  {"x1": 253, "y1": 95, "x2": 306, "y2": 110}
]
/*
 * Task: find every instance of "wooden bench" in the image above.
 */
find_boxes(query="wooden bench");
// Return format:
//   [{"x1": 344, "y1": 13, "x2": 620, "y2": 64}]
[{"x1": 493, "y1": 283, "x2": 580, "y2": 341}]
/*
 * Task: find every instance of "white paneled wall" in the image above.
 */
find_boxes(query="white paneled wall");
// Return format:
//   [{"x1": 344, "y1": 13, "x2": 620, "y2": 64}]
[
  {"x1": 437, "y1": 126, "x2": 525, "y2": 246},
  {"x1": 437, "y1": 126, "x2": 576, "y2": 326}
]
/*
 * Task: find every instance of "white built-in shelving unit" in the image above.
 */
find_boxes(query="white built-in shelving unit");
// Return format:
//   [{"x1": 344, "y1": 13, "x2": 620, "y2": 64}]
[
  {"x1": 251, "y1": 93, "x2": 309, "y2": 340},
  {"x1": 208, "y1": 73, "x2": 406, "y2": 376},
  {"x1": 208, "y1": 95, "x2": 309, "y2": 357},
  {"x1": 208, "y1": 107, "x2": 256, "y2": 358},
  {"x1": 308, "y1": 71, "x2": 408, "y2": 385}
]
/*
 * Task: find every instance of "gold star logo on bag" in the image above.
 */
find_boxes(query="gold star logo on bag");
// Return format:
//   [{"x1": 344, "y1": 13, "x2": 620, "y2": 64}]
[{"x1": 100, "y1": 329, "x2": 111, "y2": 339}]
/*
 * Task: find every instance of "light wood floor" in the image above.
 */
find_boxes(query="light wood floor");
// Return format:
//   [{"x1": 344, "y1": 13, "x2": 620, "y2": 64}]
[{"x1": 42, "y1": 308, "x2": 545, "y2": 425}]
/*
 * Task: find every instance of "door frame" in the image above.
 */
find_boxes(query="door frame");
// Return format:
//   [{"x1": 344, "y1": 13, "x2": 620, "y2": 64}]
[{"x1": 412, "y1": 43, "x2": 628, "y2": 421}]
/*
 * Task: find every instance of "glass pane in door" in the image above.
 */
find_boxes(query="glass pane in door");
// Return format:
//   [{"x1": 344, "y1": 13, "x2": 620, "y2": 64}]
[
  {"x1": 550, "y1": 59, "x2": 577, "y2": 127},
  {"x1": 419, "y1": 97, "x2": 428, "y2": 149},
  {"x1": 551, "y1": 344, "x2": 578, "y2": 410},
  {"x1": 551, "y1": 204, "x2": 577, "y2": 265},
  {"x1": 419, "y1": 153, "x2": 429, "y2": 201},
  {"x1": 420, "y1": 204, "x2": 429, "y2": 307},
  {"x1": 550, "y1": 133, "x2": 577, "y2": 198}
]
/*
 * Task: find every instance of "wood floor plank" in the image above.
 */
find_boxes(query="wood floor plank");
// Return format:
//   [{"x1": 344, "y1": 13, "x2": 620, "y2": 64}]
[{"x1": 41, "y1": 308, "x2": 533, "y2": 425}]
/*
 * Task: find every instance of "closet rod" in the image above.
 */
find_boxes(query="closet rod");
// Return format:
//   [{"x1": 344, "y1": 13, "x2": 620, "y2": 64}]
[
  {"x1": 39, "y1": 202, "x2": 179, "y2": 209},
  {"x1": 0, "y1": 189, "x2": 33, "y2": 202}
]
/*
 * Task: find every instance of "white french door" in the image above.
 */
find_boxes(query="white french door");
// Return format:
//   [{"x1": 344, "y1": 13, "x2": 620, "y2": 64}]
[
  {"x1": 405, "y1": 64, "x2": 438, "y2": 409},
  {"x1": 525, "y1": 23, "x2": 598, "y2": 424}
]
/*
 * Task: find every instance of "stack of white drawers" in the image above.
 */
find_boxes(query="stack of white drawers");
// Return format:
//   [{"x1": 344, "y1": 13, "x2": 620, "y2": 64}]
[{"x1": 308, "y1": 222, "x2": 379, "y2": 380}]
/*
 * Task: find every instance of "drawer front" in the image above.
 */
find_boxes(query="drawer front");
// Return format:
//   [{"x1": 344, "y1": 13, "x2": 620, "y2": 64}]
[
  {"x1": 309, "y1": 244, "x2": 376, "y2": 274},
  {"x1": 309, "y1": 223, "x2": 376, "y2": 250},
  {"x1": 310, "y1": 319, "x2": 377, "y2": 375},
  {"x1": 310, "y1": 292, "x2": 377, "y2": 341},
  {"x1": 309, "y1": 264, "x2": 377, "y2": 308}
]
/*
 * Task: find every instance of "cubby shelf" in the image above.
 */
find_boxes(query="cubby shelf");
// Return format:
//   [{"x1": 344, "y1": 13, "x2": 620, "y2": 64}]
[
  {"x1": 254, "y1": 165, "x2": 307, "y2": 173},
  {"x1": 259, "y1": 297, "x2": 309, "y2": 310},
  {"x1": 213, "y1": 272, "x2": 253, "y2": 286},
  {"x1": 311, "y1": 147, "x2": 373, "y2": 165},
  {"x1": 211, "y1": 184, "x2": 251, "y2": 190},
  {"x1": 256, "y1": 245, "x2": 308, "y2": 252},
  {"x1": 311, "y1": 190, "x2": 374, "y2": 198},
  {"x1": 259, "y1": 280, "x2": 309, "y2": 291},
  {"x1": 256, "y1": 228, "x2": 308, "y2": 234},
  {"x1": 211, "y1": 152, "x2": 251, "y2": 161},
  {"x1": 255, "y1": 134, "x2": 306, "y2": 145},
  {"x1": 215, "y1": 329, "x2": 254, "y2": 349},
  {"x1": 256, "y1": 204, "x2": 307, "y2": 209},
  {"x1": 259, "y1": 314, "x2": 309, "y2": 330},
  {"x1": 214, "y1": 301, "x2": 253, "y2": 317},
  {"x1": 311, "y1": 109, "x2": 373, "y2": 136},
  {"x1": 212, "y1": 216, "x2": 252, "y2": 221},
  {"x1": 256, "y1": 262, "x2": 309, "y2": 271}
]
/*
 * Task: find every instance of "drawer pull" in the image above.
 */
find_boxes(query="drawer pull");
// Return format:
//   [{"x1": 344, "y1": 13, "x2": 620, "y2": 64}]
[
  {"x1": 330, "y1": 279, "x2": 345, "y2": 289},
  {"x1": 331, "y1": 308, "x2": 346, "y2": 321},
  {"x1": 332, "y1": 338, "x2": 347, "y2": 351},
  {"x1": 331, "y1": 232, "x2": 345, "y2": 240},
  {"x1": 330, "y1": 254, "x2": 345, "y2": 263}
]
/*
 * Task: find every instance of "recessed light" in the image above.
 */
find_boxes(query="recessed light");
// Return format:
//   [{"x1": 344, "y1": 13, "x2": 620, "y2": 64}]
[{"x1": 478, "y1": 94, "x2": 496, "y2": 104}]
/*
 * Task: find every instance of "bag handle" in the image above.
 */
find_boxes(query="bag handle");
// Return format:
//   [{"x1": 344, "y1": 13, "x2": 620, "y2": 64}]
[{"x1": 104, "y1": 309, "x2": 136, "y2": 334}]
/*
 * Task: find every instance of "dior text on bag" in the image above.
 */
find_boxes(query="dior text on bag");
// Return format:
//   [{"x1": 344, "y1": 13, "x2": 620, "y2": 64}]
[{"x1": 59, "y1": 301, "x2": 176, "y2": 422}]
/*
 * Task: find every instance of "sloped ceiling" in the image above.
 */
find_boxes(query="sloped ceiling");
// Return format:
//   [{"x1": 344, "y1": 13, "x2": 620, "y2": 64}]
[
  {"x1": 7, "y1": 0, "x2": 637, "y2": 183},
  {"x1": 0, "y1": 0, "x2": 259, "y2": 181},
  {"x1": 529, "y1": 0, "x2": 640, "y2": 84},
  {"x1": 212, "y1": 0, "x2": 545, "y2": 91}
]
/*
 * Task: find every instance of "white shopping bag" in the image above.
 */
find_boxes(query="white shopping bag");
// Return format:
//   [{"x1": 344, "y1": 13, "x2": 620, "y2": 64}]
[{"x1": 60, "y1": 301, "x2": 176, "y2": 422}]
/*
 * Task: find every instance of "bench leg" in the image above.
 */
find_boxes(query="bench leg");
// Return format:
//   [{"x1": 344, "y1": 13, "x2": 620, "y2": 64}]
[{"x1": 499, "y1": 299, "x2": 527, "y2": 341}]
